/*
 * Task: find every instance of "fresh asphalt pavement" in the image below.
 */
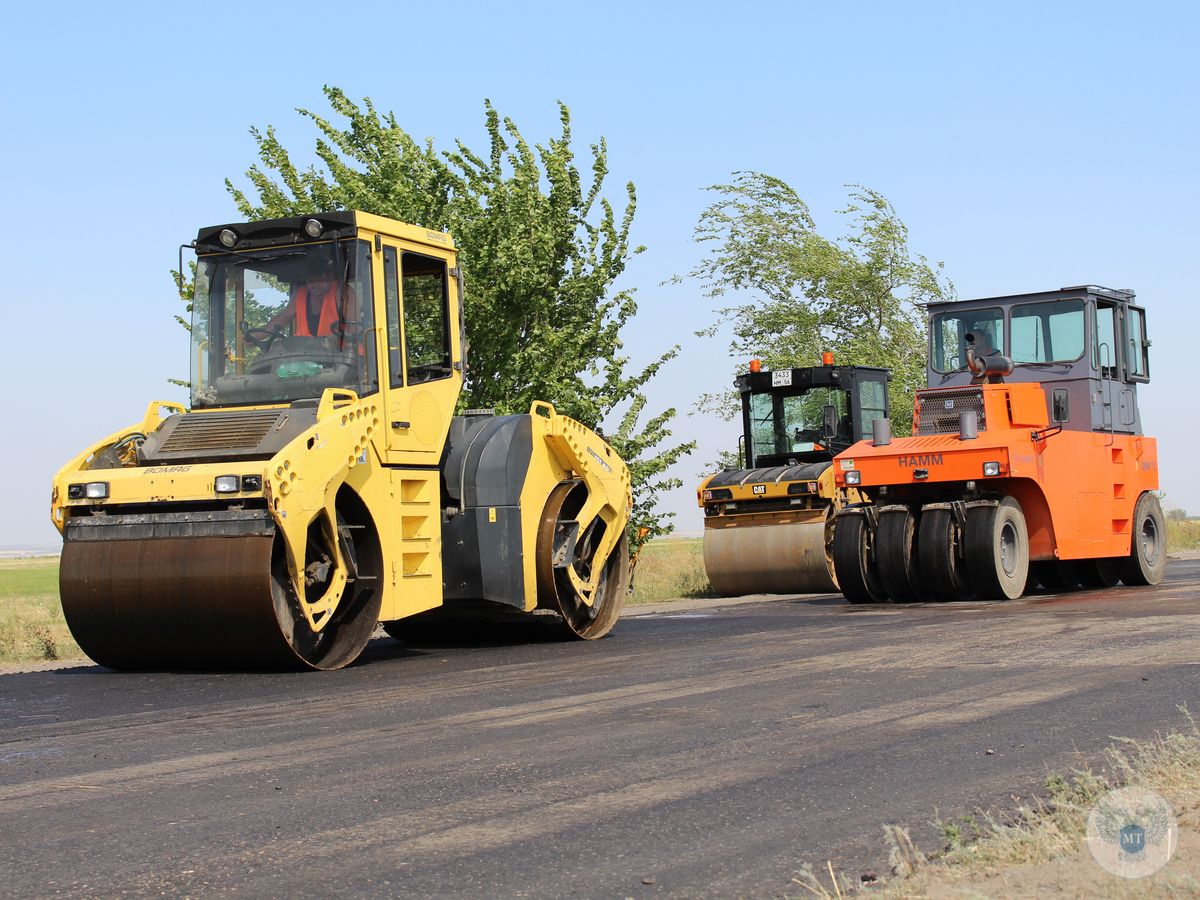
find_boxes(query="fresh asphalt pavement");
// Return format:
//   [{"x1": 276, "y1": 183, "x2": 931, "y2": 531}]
[{"x1": 1, "y1": 559, "x2": 1197, "y2": 897}]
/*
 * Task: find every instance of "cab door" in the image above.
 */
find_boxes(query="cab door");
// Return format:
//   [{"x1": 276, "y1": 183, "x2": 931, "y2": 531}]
[{"x1": 378, "y1": 240, "x2": 462, "y2": 465}]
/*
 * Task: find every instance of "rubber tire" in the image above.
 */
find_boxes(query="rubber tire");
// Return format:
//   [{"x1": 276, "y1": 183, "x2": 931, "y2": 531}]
[
  {"x1": 1119, "y1": 492, "x2": 1167, "y2": 586},
  {"x1": 832, "y1": 512, "x2": 887, "y2": 604},
  {"x1": 965, "y1": 497, "x2": 1030, "y2": 601},
  {"x1": 1023, "y1": 566, "x2": 1041, "y2": 595},
  {"x1": 917, "y1": 507, "x2": 974, "y2": 602},
  {"x1": 876, "y1": 507, "x2": 923, "y2": 603},
  {"x1": 1032, "y1": 560, "x2": 1079, "y2": 592},
  {"x1": 1076, "y1": 558, "x2": 1121, "y2": 588}
]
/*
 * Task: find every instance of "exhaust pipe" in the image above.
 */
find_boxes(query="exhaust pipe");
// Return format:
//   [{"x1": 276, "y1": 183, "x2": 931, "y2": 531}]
[
  {"x1": 959, "y1": 410, "x2": 978, "y2": 441},
  {"x1": 872, "y1": 418, "x2": 892, "y2": 446}
]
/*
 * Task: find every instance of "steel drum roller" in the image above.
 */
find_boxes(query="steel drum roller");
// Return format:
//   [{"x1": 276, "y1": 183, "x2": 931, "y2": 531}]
[
  {"x1": 703, "y1": 511, "x2": 837, "y2": 596},
  {"x1": 60, "y1": 511, "x2": 382, "y2": 670}
]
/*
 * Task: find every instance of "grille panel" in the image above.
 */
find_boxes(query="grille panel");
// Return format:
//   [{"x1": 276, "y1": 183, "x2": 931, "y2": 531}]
[
  {"x1": 915, "y1": 387, "x2": 985, "y2": 435},
  {"x1": 159, "y1": 411, "x2": 284, "y2": 453}
]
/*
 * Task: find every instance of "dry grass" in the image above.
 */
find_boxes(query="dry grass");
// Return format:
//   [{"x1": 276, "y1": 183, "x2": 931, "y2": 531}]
[
  {"x1": 628, "y1": 537, "x2": 715, "y2": 604},
  {"x1": 1167, "y1": 518, "x2": 1200, "y2": 553},
  {"x1": 0, "y1": 557, "x2": 81, "y2": 663},
  {"x1": 792, "y1": 715, "x2": 1200, "y2": 897}
]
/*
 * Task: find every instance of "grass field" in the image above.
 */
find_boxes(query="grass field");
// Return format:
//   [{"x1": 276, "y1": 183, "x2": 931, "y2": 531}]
[
  {"x1": 0, "y1": 557, "x2": 80, "y2": 663},
  {"x1": 1167, "y1": 517, "x2": 1200, "y2": 552},
  {"x1": 629, "y1": 537, "x2": 714, "y2": 604}
]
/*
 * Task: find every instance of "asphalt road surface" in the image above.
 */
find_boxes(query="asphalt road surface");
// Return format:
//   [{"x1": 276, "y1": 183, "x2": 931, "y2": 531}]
[{"x1": 2, "y1": 560, "x2": 1198, "y2": 897}]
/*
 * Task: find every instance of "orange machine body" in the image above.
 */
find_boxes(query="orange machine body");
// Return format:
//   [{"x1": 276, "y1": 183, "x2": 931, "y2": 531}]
[{"x1": 833, "y1": 379, "x2": 1159, "y2": 562}]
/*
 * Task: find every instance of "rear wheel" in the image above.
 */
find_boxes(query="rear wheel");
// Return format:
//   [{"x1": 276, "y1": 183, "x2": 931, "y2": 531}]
[
  {"x1": 537, "y1": 481, "x2": 629, "y2": 639},
  {"x1": 1119, "y1": 492, "x2": 1167, "y2": 586},
  {"x1": 876, "y1": 507, "x2": 923, "y2": 603},
  {"x1": 965, "y1": 497, "x2": 1029, "y2": 601},
  {"x1": 1076, "y1": 558, "x2": 1122, "y2": 588},
  {"x1": 918, "y1": 507, "x2": 973, "y2": 601},
  {"x1": 832, "y1": 511, "x2": 887, "y2": 604}
]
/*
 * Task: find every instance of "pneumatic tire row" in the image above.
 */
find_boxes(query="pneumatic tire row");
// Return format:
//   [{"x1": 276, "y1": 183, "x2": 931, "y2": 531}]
[{"x1": 832, "y1": 492, "x2": 1166, "y2": 604}]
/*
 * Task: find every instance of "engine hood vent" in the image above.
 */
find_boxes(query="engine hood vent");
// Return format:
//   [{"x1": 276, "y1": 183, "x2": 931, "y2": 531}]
[{"x1": 139, "y1": 407, "x2": 318, "y2": 464}]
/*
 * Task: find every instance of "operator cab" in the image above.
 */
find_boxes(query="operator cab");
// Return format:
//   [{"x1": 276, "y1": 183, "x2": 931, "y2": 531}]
[
  {"x1": 188, "y1": 211, "x2": 456, "y2": 411},
  {"x1": 190, "y1": 214, "x2": 380, "y2": 408},
  {"x1": 926, "y1": 286, "x2": 1151, "y2": 434},
  {"x1": 738, "y1": 364, "x2": 891, "y2": 468}
]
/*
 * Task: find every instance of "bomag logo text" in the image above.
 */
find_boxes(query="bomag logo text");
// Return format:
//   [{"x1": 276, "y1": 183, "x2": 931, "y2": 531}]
[{"x1": 898, "y1": 454, "x2": 943, "y2": 467}]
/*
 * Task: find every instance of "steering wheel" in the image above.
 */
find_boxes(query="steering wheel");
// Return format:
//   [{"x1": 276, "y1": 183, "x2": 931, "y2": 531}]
[{"x1": 244, "y1": 326, "x2": 284, "y2": 351}]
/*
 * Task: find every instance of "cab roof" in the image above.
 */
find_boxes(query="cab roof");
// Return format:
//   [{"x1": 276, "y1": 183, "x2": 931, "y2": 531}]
[
  {"x1": 926, "y1": 285, "x2": 1136, "y2": 313},
  {"x1": 196, "y1": 210, "x2": 457, "y2": 255}
]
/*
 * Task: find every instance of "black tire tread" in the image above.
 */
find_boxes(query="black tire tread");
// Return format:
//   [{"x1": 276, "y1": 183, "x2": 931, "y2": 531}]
[
  {"x1": 832, "y1": 512, "x2": 886, "y2": 604},
  {"x1": 965, "y1": 497, "x2": 1030, "y2": 602},
  {"x1": 1033, "y1": 560, "x2": 1080, "y2": 592},
  {"x1": 1076, "y1": 558, "x2": 1121, "y2": 589},
  {"x1": 1119, "y1": 492, "x2": 1167, "y2": 586},
  {"x1": 876, "y1": 508, "x2": 922, "y2": 603},
  {"x1": 917, "y1": 507, "x2": 973, "y2": 602}
]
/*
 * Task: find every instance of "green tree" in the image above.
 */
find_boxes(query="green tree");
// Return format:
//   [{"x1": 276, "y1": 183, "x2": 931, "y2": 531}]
[
  {"x1": 220, "y1": 87, "x2": 692, "y2": 546},
  {"x1": 685, "y1": 172, "x2": 954, "y2": 455}
]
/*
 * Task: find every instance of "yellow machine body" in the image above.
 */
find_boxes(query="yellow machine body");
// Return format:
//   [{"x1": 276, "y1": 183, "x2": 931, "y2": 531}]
[{"x1": 52, "y1": 211, "x2": 631, "y2": 670}]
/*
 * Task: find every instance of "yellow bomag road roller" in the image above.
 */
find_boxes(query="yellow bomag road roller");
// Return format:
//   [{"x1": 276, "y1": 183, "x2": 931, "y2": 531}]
[
  {"x1": 51, "y1": 211, "x2": 631, "y2": 670},
  {"x1": 697, "y1": 357, "x2": 889, "y2": 595}
]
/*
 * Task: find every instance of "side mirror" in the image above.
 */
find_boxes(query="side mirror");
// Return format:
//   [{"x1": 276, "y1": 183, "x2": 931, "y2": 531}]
[
  {"x1": 822, "y1": 405, "x2": 838, "y2": 440},
  {"x1": 1052, "y1": 388, "x2": 1070, "y2": 424}
]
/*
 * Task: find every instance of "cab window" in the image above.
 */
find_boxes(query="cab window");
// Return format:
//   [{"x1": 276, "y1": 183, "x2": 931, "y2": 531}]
[
  {"x1": 930, "y1": 307, "x2": 1005, "y2": 372},
  {"x1": 1094, "y1": 302, "x2": 1119, "y2": 375},
  {"x1": 402, "y1": 253, "x2": 451, "y2": 383},
  {"x1": 383, "y1": 247, "x2": 403, "y2": 387},
  {"x1": 1010, "y1": 299, "x2": 1084, "y2": 363},
  {"x1": 748, "y1": 387, "x2": 849, "y2": 463},
  {"x1": 1127, "y1": 307, "x2": 1149, "y2": 379},
  {"x1": 190, "y1": 239, "x2": 378, "y2": 408},
  {"x1": 858, "y1": 379, "x2": 887, "y2": 438}
]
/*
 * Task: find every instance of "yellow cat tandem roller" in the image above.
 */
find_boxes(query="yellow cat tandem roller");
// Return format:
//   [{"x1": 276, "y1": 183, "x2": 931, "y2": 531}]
[
  {"x1": 698, "y1": 358, "x2": 888, "y2": 595},
  {"x1": 51, "y1": 211, "x2": 631, "y2": 670}
]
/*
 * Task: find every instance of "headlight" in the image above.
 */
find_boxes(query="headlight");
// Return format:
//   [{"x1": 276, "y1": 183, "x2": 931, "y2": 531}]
[
  {"x1": 845, "y1": 470, "x2": 862, "y2": 485},
  {"x1": 241, "y1": 475, "x2": 262, "y2": 492},
  {"x1": 219, "y1": 228, "x2": 238, "y2": 248},
  {"x1": 304, "y1": 218, "x2": 324, "y2": 238},
  {"x1": 85, "y1": 482, "x2": 109, "y2": 499},
  {"x1": 983, "y1": 461, "x2": 1001, "y2": 477},
  {"x1": 214, "y1": 475, "x2": 240, "y2": 494}
]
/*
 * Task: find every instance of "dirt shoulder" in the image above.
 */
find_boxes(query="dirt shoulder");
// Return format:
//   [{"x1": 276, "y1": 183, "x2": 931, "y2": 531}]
[{"x1": 869, "y1": 726, "x2": 1200, "y2": 898}]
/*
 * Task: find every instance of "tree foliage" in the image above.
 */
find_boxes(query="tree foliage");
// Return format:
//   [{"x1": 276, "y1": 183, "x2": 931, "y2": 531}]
[
  {"x1": 686, "y1": 172, "x2": 954, "y2": 444},
  {"x1": 222, "y1": 87, "x2": 692, "y2": 545}
]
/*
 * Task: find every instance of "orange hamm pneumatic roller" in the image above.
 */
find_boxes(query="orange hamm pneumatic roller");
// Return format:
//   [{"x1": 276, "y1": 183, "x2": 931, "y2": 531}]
[{"x1": 831, "y1": 285, "x2": 1164, "y2": 603}]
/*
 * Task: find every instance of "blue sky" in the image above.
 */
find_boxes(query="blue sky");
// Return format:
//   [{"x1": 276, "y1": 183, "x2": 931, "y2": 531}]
[{"x1": 1, "y1": 1, "x2": 1196, "y2": 547}]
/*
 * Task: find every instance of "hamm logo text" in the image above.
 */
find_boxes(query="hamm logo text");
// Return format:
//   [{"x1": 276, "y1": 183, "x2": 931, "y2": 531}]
[{"x1": 898, "y1": 454, "x2": 943, "y2": 467}]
